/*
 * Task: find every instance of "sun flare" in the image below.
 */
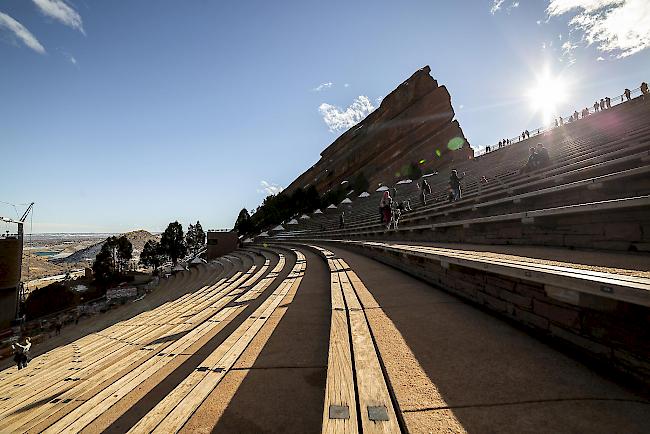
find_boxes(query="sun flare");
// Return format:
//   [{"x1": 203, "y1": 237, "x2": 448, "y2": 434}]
[{"x1": 527, "y1": 72, "x2": 569, "y2": 125}]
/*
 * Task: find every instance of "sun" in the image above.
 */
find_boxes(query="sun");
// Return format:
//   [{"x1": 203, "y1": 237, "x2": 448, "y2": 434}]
[{"x1": 527, "y1": 71, "x2": 569, "y2": 125}]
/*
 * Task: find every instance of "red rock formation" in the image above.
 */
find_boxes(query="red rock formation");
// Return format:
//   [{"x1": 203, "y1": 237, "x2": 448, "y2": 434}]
[{"x1": 285, "y1": 66, "x2": 473, "y2": 194}]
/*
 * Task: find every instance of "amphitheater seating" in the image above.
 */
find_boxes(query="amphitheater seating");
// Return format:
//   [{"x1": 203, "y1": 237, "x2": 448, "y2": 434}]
[
  {"x1": 0, "y1": 247, "x2": 316, "y2": 433},
  {"x1": 126, "y1": 251, "x2": 305, "y2": 433},
  {"x1": 2, "y1": 98, "x2": 649, "y2": 434},
  {"x1": 260, "y1": 96, "x2": 650, "y2": 397},
  {"x1": 274, "y1": 98, "x2": 650, "y2": 252}
]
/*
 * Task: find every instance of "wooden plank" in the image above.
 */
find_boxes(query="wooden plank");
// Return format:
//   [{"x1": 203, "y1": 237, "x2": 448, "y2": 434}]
[
  {"x1": 40, "y1": 260, "x2": 267, "y2": 434},
  {"x1": 131, "y1": 252, "x2": 305, "y2": 433},
  {"x1": 1, "y1": 263, "x2": 240, "y2": 432},
  {"x1": 2, "y1": 266, "x2": 223, "y2": 418},
  {"x1": 0, "y1": 262, "x2": 230, "y2": 416},
  {"x1": 337, "y1": 260, "x2": 399, "y2": 434}
]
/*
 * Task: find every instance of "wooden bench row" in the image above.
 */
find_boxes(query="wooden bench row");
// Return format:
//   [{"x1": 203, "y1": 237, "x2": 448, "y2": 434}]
[
  {"x1": 310, "y1": 245, "x2": 401, "y2": 434},
  {"x1": 331, "y1": 241, "x2": 650, "y2": 308},
  {"x1": 126, "y1": 249, "x2": 306, "y2": 434},
  {"x1": 38, "y1": 253, "x2": 275, "y2": 433},
  {"x1": 0, "y1": 251, "x2": 261, "y2": 432}
]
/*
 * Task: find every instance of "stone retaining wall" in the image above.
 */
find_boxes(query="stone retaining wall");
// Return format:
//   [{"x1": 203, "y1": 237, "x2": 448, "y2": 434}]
[{"x1": 338, "y1": 242, "x2": 650, "y2": 391}]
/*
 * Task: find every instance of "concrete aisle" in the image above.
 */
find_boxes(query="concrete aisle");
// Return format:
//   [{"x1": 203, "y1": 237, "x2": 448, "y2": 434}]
[{"x1": 328, "y1": 246, "x2": 650, "y2": 434}]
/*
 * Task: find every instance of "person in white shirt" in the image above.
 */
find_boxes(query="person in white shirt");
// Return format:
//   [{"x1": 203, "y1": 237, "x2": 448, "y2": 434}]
[{"x1": 11, "y1": 337, "x2": 31, "y2": 369}]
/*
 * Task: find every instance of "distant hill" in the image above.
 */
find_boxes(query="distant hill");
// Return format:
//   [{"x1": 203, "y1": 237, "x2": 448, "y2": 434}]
[{"x1": 55, "y1": 230, "x2": 160, "y2": 264}]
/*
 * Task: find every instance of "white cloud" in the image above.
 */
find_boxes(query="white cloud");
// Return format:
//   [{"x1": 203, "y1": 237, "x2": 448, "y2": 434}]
[
  {"x1": 32, "y1": 0, "x2": 84, "y2": 34},
  {"x1": 0, "y1": 12, "x2": 46, "y2": 53},
  {"x1": 318, "y1": 95, "x2": 376, "y2": 133},
  {"x1": 344, "y1": 83, "x2": 350, "y2": 88},
  {"x1": 258, "y1": 180, "x2": 283, "y2": 196},
  {"x1": 597, "y1": 56, "x2": 605, "y2": 60},
  {"x1": 69, "y1": 55, "x2": 77, "y2": 64},
  {"x1": 491, "y1": 0, "x2": 506, "y2": 14},
  {"x1": 312, "y1": 82, "x2": 333, "y2": 92},
  {"x1": 547, "y1": 0, "x2": 650, "y2": 57},
  {"x1": 508, "y1": 1, "x2": 520, "y2": 11},
  {"x1": 491, "y1": 0, "x2": 519, "y2": 14}
]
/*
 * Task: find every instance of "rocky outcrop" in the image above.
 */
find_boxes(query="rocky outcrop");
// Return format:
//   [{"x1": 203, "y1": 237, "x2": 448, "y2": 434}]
[
  {"x1": 286, "y1": 66, "x2": 473, "y2": 193},
  {"x1": 55, "y1": 230, "x2": 159, "y2": 264}
]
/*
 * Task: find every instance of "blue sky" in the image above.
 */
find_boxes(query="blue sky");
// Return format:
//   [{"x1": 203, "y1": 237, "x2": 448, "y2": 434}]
[{"x1": 1, "y1": 0, "x2": 649, "y2": 233}]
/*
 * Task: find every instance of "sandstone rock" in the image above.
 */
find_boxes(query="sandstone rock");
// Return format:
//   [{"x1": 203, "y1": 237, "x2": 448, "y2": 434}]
[{"x1": 286, "y1": 66, "x2": 472, "y2": 193}]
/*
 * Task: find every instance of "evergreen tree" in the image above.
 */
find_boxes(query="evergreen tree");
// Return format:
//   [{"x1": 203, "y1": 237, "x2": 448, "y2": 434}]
[
  {"x1": 185, "y1": 223, "x2": 196, "y2": 252},
  {"x1": 117, "y1": 236, "x2": 133, "y2": 272},
  {"x1": 92, "y1": 235, "x2": 133, "y2": 281},
  {"x1": 185, "y1": 221, "x2": 207, "y2": 253},
  {"x1": 234, "y1": 208, "x2": 254, "y2": 235},
  {"x1": 140, "y1": 240, "x2": 166, "y2": 271},
  {"x1": 161, "y1": 221, "x2": 187, "y2": 265},
  {"x1": 194, "y1": 221, "x2": 205, "y2": 249}
]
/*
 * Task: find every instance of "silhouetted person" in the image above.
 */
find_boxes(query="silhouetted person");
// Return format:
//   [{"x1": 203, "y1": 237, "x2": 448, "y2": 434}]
[
  {"x1": 521, "y1": 147, "x2": 537, "y2": 173},
  {"x1": 642, "y1": 82, "x2": 649, "y2": 100},
  {"x1": 582, "y1": 107, "x2": 589, "y2": 117},
  {"x1": 522, "y1": 131, "x2": 526, "y2": 141},
  {"x1": 605, "y1": 96, "x2": 611, "y2": 109},
  {"x1": 573, "y1": 110, "x2": 579, "y2": 120},
  {"x1": 398, "y1": 199, "x2": 411, "y2": 212},
  {"x1": 600, "y1": 99, "x2": 605, "y2": 110},
  {"x1": 536, "y1": 143, "x2": 550, "y2": 168},
  {"x1": 421, "y1": 179, "x2": 431, "y2": 205},
  {"x1": 486, "y1": 145, "x2": 491, "y2": 152},
  {"x1": 554, "y1": 119, "x2": 558, "y2": 127},
  {"x1": 525, "y1": 130, "x2": 530, "y2": 139},
  {"x1": 449, "y1": 170, "x2": 464, "y2": 201},
  {"x1": 624, "y1": 88, "x2": 631, "y2": 101},
  {"x1": 339, "y1": 212, "x2": 345, "y2": 229},
  {"x1": 55, "y1": 318, "x2": 62, "y2": 336},
  {"x1": 594, "y1": 101, "x2": 599, "y2": 112}
]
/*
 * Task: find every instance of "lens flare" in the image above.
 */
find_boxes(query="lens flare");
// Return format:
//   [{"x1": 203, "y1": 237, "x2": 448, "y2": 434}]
[
  {"x1": 527, "y1": 70, "x2": 569, "y2": 125},
  {"x1": 447, "y1": 137, "x2": 464, "y2": 151}
]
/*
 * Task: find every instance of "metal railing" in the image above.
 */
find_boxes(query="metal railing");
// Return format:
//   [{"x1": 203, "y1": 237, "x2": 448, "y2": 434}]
[{"x1": 474, "y1": 86, "x2": 645, "y2": 157}]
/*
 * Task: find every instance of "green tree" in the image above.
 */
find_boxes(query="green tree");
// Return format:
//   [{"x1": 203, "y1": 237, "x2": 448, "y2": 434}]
[
  {"x1": 140, "y1": 240, "x2": 166, "y2": 271},
  {"x1": 351, "y1": 172, "x2": 370, "y2": 193},
  {"x1": 186, "y1": 221, "x2": 206, "y2": 253},
  {"x1": 117, "y1": 236, "x2": 133, "y2": 272},
  {"x1": 93, "y1": 246, "x2": 113, "y2": 282},
  {"x1": 92, "y1": 235, "x2": 133, "y2": 282},
  {"x1": 234, "y1": 208, "x2": 255, "y2": 235},
  {"x1": 193, "y1": 221, "x2": 205, "y2": 250},
  {"x1": 161, "y1": 221, "x2": 187, "y2": 265},
  {"x1": 185, "y1": 223, "x2": 195, "y2": 252}
]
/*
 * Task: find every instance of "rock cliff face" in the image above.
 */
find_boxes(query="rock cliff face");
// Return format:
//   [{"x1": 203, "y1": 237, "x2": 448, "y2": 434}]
[{"x1": 285, "y1": 66, "x2": 473, "y2": 194}]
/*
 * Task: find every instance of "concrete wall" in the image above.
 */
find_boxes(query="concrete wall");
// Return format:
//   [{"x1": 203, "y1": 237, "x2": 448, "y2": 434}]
[
  {"x1": 206, "y1": 232, "x2": 239, "y2": 261},
  {"x1": 0, "y1": 237, "x2": 21, "y2": 329},
  {"x1": 338, "y1": 242, "x2": 650, "y2": 390}
]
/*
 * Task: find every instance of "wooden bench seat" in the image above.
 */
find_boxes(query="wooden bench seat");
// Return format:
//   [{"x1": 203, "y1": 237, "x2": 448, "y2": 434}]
[
  {"x1": 311, "y1": 245, "x2": 401, "y2": 434},
  {"x1": 126, "y1": 250, "x2": 306, "y2": 434}
]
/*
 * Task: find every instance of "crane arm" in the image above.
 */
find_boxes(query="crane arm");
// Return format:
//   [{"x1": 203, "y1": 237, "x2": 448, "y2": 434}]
[{"x1": 20, "y1": 202, "x2": 34, "y2": 223}]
